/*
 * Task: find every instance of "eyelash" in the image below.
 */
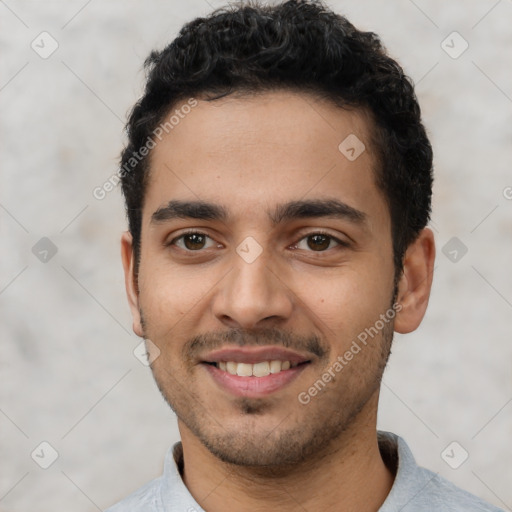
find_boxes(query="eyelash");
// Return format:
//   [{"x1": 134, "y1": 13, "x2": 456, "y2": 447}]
[{"x1": 167, "y1": 229, "x2": 350, "y2": 253}]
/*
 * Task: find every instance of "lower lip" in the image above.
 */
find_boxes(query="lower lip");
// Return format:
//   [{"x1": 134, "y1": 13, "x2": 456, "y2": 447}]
[{"x1": 203, "y1": 363, "x2": 309, "y2": 398}]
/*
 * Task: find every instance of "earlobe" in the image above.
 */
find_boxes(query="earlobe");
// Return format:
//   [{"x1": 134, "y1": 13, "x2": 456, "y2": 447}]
[
  {"x1": 394, "y1": 228, "x2": 435, "y2": 334},
  {"x1": 121, "y1": 231, "x2": 144, "y2": 337}
]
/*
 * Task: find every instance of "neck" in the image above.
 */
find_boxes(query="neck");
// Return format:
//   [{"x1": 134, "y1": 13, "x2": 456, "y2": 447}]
[{"x1": 178, "y1": 394, "x2": 395, "y2": 512}]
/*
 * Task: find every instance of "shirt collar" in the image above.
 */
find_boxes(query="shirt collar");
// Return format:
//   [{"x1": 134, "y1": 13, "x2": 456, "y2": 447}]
[{"x1": 160, "y1": 430, "x2": 421, "y2": 511}]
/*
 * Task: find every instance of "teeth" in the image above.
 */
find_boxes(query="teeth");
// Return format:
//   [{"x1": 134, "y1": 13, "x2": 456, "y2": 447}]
[
  {"x1": 236, "y1": 363, "x2": 253, "y2": 377},
  {"x1": 217, "y1": 360, "x2": 296, "y2": 377},
  {"x1": 253, "y1": 361, "x2": 270, "y2": 377},
  {"x1": 226, "y1": 361, "x2": 237, "y2": 375},
  {"x1": 269, "y1": 360, "x2": 282, "y2": 374}
]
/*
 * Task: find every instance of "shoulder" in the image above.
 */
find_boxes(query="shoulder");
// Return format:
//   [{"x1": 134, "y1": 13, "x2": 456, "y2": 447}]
[
  {"x1": 378, "y1": 431, "x2": 504, "y2": 512},
  {"x1": 105, "y1": 476, "x2": 162, "y2": 512},
  {"x1": 104, "y1": 442, "x2": 195, "y2": 512},
  {"x1": 411, "y1": 467, "x2": 504, "y2": 511}
]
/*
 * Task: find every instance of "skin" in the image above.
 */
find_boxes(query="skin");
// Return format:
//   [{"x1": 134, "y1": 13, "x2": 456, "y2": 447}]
[{"x1": 121, "y1": 90, "x2": 435, "y2": 511}]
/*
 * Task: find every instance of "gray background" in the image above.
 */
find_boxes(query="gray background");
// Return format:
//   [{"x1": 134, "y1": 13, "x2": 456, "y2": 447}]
[{"x1": 1, "y1": 0, "x2": 511, "y2": 510}]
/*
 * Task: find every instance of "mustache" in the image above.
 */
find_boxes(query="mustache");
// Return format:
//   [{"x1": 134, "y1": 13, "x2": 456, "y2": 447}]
[{"x1": 183, "y1": 327, "x2": 329, "y2": 362}]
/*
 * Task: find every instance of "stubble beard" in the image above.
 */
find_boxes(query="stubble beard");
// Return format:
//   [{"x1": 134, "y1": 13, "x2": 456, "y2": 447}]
[{"x1": 145, "y1": 316, "x2": 394, "y2": 470}]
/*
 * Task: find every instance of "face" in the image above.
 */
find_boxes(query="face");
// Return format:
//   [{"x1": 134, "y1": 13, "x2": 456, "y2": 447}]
[{"x1": 121, "y1": 90, "x2": 432, "y2": 467}]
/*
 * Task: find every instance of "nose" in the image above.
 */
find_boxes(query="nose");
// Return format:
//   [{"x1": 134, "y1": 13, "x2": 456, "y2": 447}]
[{"x1": 211, "y1": 248, "x2": 294, "y2": 330}]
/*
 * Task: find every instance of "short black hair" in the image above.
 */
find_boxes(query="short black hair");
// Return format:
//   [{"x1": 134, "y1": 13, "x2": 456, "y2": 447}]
[{"x1": 120, "y1": 0, "x2": 433, "y2": 279}]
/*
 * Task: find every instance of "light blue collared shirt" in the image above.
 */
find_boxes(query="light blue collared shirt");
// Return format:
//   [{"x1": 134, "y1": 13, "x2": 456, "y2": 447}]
[{"x1": 106, "y1": 431, "x2": 503, "y2": 511}]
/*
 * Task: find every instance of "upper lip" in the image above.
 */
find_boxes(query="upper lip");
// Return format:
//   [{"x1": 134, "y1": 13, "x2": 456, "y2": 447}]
[{"x1": 201, "y1": 346, "x2": 312, "y2": 365}]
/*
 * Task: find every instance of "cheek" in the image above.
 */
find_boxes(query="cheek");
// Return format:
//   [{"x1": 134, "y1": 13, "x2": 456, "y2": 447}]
[
  {"x1": 299, "y1": 267, "x2": 393, "y2": 344},
  {"x1": 137, "y1": 260, "x2": 203, "y2": 334}
]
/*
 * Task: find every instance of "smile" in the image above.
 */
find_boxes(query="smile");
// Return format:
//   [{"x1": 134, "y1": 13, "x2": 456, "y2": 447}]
[
  {"x1": 210, "y1": 360, "x2": 302, "y2": 377},
  {"x1": 200, "y1": 346, "x2": 313, "y2": 397}
]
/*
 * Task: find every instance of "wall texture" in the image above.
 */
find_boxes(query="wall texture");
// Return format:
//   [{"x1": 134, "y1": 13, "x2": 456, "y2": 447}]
[{"x1": 1, "y1": 0, "x2": 511, "y2": 510}]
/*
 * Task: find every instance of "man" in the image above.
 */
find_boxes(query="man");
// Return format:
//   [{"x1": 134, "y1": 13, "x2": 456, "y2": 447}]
[{"x1": 109, "y1": 1, "x2": 502, "y2": 510}]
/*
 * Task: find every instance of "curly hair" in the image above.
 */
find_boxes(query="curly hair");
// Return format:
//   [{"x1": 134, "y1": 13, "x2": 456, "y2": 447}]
[{"x1": 120, "y1": 0, "x2": 433, "y2": 278}]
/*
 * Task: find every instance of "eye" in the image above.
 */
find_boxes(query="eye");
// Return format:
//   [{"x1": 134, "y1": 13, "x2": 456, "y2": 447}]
[
  {"x1": 167, "y1": 230, "x2": 348, "y2": 253},
  {"x1": 169, "y1": 231, "x2": 218, "y2": 251},
  {"x1": 293, "y1": 232, "x2": 347, "y2": 252}
]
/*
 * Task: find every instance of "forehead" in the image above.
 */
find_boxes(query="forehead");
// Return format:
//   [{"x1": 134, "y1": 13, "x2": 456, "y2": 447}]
[{"x1": 142, "y1": 90, "x2": 387, "y2": 229}]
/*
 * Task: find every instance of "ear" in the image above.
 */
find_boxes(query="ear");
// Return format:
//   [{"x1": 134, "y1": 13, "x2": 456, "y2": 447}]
[
  {"x1": 121, "y1": 231, "x2": 144, "y2": 337},
  {"x1": 394, "y1": 228, "x2": 435, "y2": 334}
]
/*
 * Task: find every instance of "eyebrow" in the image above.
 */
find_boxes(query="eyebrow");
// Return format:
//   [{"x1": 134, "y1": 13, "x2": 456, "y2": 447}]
[{"x1": 150, "y1": 198, "x2": 367, "y2": 226}]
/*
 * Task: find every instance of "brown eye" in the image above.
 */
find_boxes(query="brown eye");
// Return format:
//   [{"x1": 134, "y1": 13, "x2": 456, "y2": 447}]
[
  {"x1": 307, "y1": 234, "x2": 331, "y2": 251},
  {"x1": 183, "y1": 233, "x2": 206, "y2": 250},
  {"x1": 294, "y1": 233, "x2": 343, "y2": 252},
  {"x1": 170, "y1": 232, "x2": 216, "y2": 251}
]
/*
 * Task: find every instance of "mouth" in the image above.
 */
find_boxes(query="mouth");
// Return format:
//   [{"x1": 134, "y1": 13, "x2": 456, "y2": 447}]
[
  {"x1": 200, "y1": 346, "x2": 312, "y2": 397},
  {"x1": 204, "y1": 359, "x2": 308, "y2": 376}
]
